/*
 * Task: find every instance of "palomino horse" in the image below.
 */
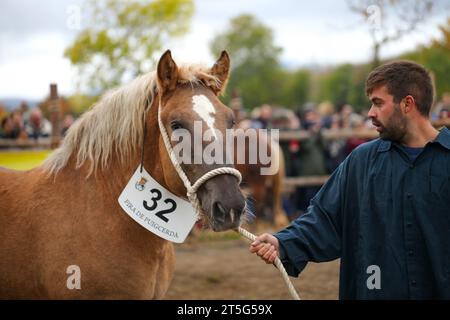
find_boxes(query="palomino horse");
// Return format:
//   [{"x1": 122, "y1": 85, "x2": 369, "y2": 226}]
[{"x1": 0, "y1": 50, "x2": 246, "y2": 299}]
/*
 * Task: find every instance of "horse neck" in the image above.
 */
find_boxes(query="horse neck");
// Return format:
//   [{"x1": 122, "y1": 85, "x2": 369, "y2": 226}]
[{"x1": 36, "y1": 100, "x2": 172, "y2": 258}]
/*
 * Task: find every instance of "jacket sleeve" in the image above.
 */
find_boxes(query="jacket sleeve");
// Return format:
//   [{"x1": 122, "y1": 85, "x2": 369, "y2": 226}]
[{"x1": 274, "y1": 155, "x2": 350, "y2": 277}]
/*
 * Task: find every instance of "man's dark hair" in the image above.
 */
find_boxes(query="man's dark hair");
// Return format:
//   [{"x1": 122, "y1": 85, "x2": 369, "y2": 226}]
[{"x1": 365, "y1": 60, "x2": 434, "y2": 117}]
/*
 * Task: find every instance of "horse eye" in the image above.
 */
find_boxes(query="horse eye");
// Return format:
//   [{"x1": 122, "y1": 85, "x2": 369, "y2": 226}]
[{"x1": 170, "y1": 121, "x2": 183, "y2": 130}]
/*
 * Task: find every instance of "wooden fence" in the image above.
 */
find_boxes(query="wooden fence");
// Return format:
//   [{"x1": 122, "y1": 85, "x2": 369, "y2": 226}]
[{"x1": 1, "y1": 120, "x2": 449, "y2": 191}]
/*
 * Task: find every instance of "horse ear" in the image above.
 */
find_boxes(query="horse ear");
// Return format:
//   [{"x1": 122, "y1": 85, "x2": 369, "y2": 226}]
[
  {"x1": 210, "y1": 50, "x2": 230, "y2": 95},
  {"x1": 157, "y1": 50, "x2": 179, "y2": 94}
]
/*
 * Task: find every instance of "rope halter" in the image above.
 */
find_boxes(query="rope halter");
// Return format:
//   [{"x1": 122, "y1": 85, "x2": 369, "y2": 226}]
[{"x1": 157, "y1": 101, "x2": 242, "y2": 219}]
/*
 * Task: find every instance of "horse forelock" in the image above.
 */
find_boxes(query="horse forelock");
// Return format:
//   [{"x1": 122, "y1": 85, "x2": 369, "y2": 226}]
[
  {"x1": 43, "y1": 63, "x2": 221, "y2": 176},
  {"x1": 177, "y1": 63, "x2": 221, "y2": 91}
]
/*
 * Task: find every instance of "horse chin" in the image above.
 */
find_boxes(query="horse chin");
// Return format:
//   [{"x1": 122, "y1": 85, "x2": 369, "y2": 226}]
[
  {"x1": 202, "y1": 201, "x2": 243, "y2": 232},
  {"x1": 209, "y1": 217, "x2": 241, "y2": 232},
  {"x1": 200, "y1": 204, "x2": 242, "y2": 232}
]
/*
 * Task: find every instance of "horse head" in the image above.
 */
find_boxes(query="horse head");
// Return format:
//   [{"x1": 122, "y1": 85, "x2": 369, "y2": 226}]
[{"x1": 154, "y1": 50, "x2": 246, "y2": 232}]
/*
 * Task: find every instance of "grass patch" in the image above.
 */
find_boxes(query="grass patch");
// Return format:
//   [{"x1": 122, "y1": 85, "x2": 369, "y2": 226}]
[
  {"x1": 0, "y1": 150, "x2": 52, "y2": 170},
  {"x1": 194, "y1": 229, "x2": 243, "y2": 242}
]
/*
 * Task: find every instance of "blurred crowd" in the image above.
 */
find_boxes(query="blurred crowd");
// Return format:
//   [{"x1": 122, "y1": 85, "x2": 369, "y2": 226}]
[
  {"x1": 236, "y1": 102, "x2": 371, "y2": 220},
  {"x1": 235, "y1": 93, "x2": 450, "y2": 220},
  {"x1": 0, "y1": 102, "x2": 74, "y2": 140}
]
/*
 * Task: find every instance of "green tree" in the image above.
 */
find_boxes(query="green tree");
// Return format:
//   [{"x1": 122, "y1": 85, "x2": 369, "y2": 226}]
[
  {"x1": 401, "y1": 18, "x2": 450, "y2": 100},
  {"x1": 67, "y1": 93, "x2": 99, "y2": 116},
  {"x1": 348, "y1": 64, "x2": 372, "y2": 112},
  {"x1": 279, "y1": 69, "x2": 311, "y2": 110},
  {"x1": 432, "y1": 17, "x2": 450, "y2": 51},
  {"x1": 317, "y1": 64, "x2": 353, "y2": 106},
  {"x1": 210, "y1": 14, "x2": 283, "y2": 109},
  {"x1": 65, "y1": 0, "x2": 194, "y2": 91},
  {"x1": 314, "y1": 64, "x2": 370, "y2": 112}
]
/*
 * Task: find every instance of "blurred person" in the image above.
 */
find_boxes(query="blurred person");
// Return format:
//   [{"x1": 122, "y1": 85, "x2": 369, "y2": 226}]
[
  {"x1": 434, "y1": 108, "x2": 450, "y2": 128},
  {"x1": 317, "y1": 101, "x2": 335, "y2": 129},
  {"x1": 288, "y1": 107, "x2": 327, "y2": 220},
  {"x1": 323, "y1": 107, "x2": 347, "y2": 173},
  {"x1": 1, "y1": 117, "x2": 13, "y2": 138},
  {"x1": 19, "y1": 101, "x2": 29, "y2": 114},
  {"x1": 250, "y1": 104, "x2": 272, "y2": 129},
  {"x1": 229, "y1": 89, "x2": 245, "y2": 123},
  {"x1": 8, "y1": 111, "x2": 28, "y2": 139},
  {"x1": 271, "y1": 107, "x2": 300, "y2": 130},
  {"x1": 344, "y1": 112, "x2": 371, "y2": 154},
  {"x1": 250, "y1": 61, "x2": 450, "y2": 299},
  {"x1": 339, "y1": 103, "x2": 364, "y2": 130},
  {"x1": 271, "y1": 108, "x2": 301, "y2": 218},
  {"x1": 61, "y1": 113, "x2": 75, "y2": 136},
  {"x1": 438, "y1": 108, "x2": 449, "y2": 120},
  {"x1": 338, "y1": 103, "x2": 366, "y2": 158},
  {"x1": 25, "y1": 107, "x2": 51, "y2": 140},
  {"x1": 432, "y1": 92, "x2": 450, "y2": 121}
]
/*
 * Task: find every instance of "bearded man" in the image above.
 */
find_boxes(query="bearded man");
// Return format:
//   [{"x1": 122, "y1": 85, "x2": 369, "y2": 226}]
[{"x1": 250, "y1": 61, "x2": 450, "y2": 299}]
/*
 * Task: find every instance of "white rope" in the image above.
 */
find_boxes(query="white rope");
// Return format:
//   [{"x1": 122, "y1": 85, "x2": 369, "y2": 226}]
[
  {"x1": 237, "y1": 227, "x2": 301, "y2": 300},
  {"x1": 157, "y1": 101, "x2": 300, "y2": 300}
]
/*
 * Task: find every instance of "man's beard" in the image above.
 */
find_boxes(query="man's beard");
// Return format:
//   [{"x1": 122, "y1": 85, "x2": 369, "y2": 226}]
[{"x1": 377, "y1": 104, "x2": 407, "y2": 142}]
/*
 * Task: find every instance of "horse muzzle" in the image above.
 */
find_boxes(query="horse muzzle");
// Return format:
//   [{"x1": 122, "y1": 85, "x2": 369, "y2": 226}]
[
  {"x1": 197, "y1": 174, "x2": 245, "y2": 232},
  {"x1": 210, "y1": 200, "x2": 244, "y2": 231}
]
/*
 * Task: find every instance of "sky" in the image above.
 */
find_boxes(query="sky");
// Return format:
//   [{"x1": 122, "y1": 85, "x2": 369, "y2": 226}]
[{"x1": 0, "y1": 0, "x2": 449, "y2": 100}]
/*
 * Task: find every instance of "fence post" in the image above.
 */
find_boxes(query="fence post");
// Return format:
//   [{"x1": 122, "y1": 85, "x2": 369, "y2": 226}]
[
  {"x1": 49, "y1": 83, "x2": 61, "y2": 149},
  {"x1": 230, "y1": 89, "x2": 243, "y2": 123}
]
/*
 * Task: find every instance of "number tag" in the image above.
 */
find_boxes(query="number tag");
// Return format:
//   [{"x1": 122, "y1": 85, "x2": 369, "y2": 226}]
[{"x1": 118, "y1": 166, "x2": 198, "y2": 243}]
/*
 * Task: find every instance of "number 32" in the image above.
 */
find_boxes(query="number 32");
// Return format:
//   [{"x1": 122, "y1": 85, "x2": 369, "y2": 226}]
[{"x1": 143, "y1": 188, "x2": 176, "y2": 223}]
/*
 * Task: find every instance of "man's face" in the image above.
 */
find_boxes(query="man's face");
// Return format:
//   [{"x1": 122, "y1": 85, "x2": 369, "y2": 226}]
[{"x1": 368, "y1": 85, "x2": 407, "y2": 143}]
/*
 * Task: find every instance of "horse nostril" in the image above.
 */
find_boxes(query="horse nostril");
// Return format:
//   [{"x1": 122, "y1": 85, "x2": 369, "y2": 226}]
[{"x1": 213, "y1": 201, "x2": 227, "y2": 222}]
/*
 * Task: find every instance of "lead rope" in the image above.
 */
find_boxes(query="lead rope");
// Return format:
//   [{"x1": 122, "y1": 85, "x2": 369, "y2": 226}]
[
  {"x1": 237, "y1": 227, "x2": 301, "y2": 300},
  {"x1": 157, "y1": 101, "x2": 300, "y2": 300}
]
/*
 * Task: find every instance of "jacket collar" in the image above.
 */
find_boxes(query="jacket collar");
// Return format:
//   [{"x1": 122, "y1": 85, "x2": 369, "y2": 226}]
[
  {"x1": 376, "y1": 127, "x2": 450, "y2": 152},
  {"x1": 433, "y1": 127, "x2": 450, "y2": 150},
  {"x1": 377, "y1": 139, "x2": 392, "y2": 152}
]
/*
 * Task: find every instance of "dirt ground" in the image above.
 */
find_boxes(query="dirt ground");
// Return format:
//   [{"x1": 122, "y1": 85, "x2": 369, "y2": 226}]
[{"x1": 164, "y1": 228, "x2": 340, "y2": 300}]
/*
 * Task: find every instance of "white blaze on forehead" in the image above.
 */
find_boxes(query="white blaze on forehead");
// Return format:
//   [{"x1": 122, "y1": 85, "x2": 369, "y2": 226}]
[{"x1": 192, "y1": 94, "x2": 217, "y2": 138}]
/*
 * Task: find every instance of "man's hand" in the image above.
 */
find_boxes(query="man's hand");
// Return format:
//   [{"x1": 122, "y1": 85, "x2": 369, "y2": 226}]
[{"x1": 249, "y1": 233, "x2": 280, "y2": 264}]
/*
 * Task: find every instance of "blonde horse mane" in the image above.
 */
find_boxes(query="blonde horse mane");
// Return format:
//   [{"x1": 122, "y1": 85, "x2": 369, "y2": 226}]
[{"x1": 43, "y1": 63, "x2": 220, "y2": 176}]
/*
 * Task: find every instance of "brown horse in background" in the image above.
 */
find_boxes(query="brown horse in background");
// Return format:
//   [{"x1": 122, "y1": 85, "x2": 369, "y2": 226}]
[
  {"x1": 235, "y1": 128, "x2": 289, "y2": 229},
  {"x1": 0, "y1": 50, "x2": 246, "y2": 299}
]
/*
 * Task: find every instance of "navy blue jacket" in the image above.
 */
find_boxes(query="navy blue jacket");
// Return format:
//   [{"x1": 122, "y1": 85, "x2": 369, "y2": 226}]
[{"x1": 275, "y1": 127, "x2": 450, "y2": 299}]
